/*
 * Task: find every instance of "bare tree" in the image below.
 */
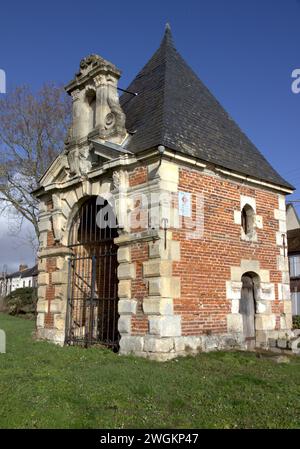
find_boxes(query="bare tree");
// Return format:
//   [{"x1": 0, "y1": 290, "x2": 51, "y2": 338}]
[{"x1": 0, "y1": 84, "x2": 71, "y2": 240}]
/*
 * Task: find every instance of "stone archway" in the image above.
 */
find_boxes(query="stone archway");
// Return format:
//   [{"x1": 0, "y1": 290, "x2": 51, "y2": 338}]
[
  {"x1": 240, "y1": 272, "x2": 260, "y2": 350},
  {"x1": 65, "y1": 195, "x2": 119, "y2": 349}
]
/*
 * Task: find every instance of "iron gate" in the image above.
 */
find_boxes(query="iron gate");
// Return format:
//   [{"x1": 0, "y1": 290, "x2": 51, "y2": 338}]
[{"x1": 65, "y1": 196, "x2": 119, "y2": 349}]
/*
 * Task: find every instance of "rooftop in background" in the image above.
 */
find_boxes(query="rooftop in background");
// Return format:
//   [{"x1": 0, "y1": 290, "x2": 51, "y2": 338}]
[
  {"x1": 121, "y1": 25, "x2": 293, "y2": 191},
  {"x1": 287, "y1": 203, "x2": 300, "y2": 232},
  {"x1": 287, "y1": 228, "x2": 300, "y2": 254},
  {"x1": 5, "y1": 265, "x2": 38, "y2": 280}
]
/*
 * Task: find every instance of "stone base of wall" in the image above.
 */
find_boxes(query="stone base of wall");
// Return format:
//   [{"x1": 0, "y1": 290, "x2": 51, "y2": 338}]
[
  {"x1": 36, "y1": 328, "x2": 65, "y2": 346},
  {"x1": 119, "y1": 331, "x2": 298, "y2": 361},
  {"x1": 35, "y1": 329, "x2": 298, "y2": 360},
  {"x1": 119, "y1": 333, "x2": 247, "y2": 361}
]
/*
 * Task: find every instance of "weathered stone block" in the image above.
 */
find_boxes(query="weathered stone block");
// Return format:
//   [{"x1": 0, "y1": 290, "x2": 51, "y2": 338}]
[
  {"x1": 36, "y1": 301, "x2": 48, "y2": 313},
  {"x1": 227, "y1": 313, "x2": 243, "y2": 332},
  {"x1": 268, "y1": 338, "x2": 277, "y2": 348},
  {"x1": 50, "y1": 302, "x2": 61, "y2": 313},
  {"x1": 118, "y1": 280, "x2": 131, "y2": 299},
  {"x1": 144, "y1": 337, "x2": 174, "y2": 353},
  {"x1": 281, "y1": 271, "x2": 290, "y2": 284},
  {"x1": 148, "y1": 277, "x2": 180, "y2": 298},
  {"x1": 56, "y1": 257, "x2": 68, "y2": 271},
  {"x1": 183, "y1": 336, "x2": 202, "y2": 351},
  {"x1": 231, "y1": 299, "x2": 240, "y2": 314},
  {"x1": 234, "y1": 210, "x2": 241, "y2": 225},
  {"x1": 278, "y1": 195, "x2": 286, "y2": 211},
  {"x1": 118, "y1": 316, "x2": 132, "y2": 334},
  {"x1": 36, "y1": 312, "x2": 45, "y2": 328},
  {"x1": 277, "y1": 255, "x2": 289, "y2": 272},
  {"x1": 37, "y1": 286, "x2": 46, "y2": 300},
  {"x1": 254, "y1": 215, "x2": 263, "y2": 229},
  {"x1": 63, "y1": 189, "x2": 78, "y2": 209},
  {"x1": 117, "y1": 263, "x2": 136, "y2": 280},
  {"x1": 279, "y1": 220, "x2": 287, "y2": 233},
  {"x1": 54, "y1": 313, "x2": 65, "y2": 331},
  {"x1": 274, "y1": 209, "x2": 286, "y2": 221},
  {"x1": 143, "y1": 297, "x2": 173, "y2": 315},
  {"x1": 118, "y1": 299, "x2": 137, "y2": 315},
  {"x1": 230, "y1": 266, "x2": 242, "y2": 282},
  {"x1": 148, "y1": 239, "x2": 181, "y2": 261},
  {"x1": 148, "y1": 241, "x2": 160, "y2": 259},
  {"x1": 259, "y1": 283, "x2": 275, "y2": 301},
  {"x1": 38, "y1": 272, "x2": 49, "y2": 286},
  {"x1": 260, "y1": 269, "x2": 270, "y2": 283},
  {"x1": 256, "y1": 301, "x2": 270, "y2": 314},
  {"x1": 51, "y1": 271, "x2": 68, "y2": 285},
  {"x1": 38, "y1": 258, "x2": 47, "y2": 272},
  {"x1": 143, "y1": 260, "x2": 172, "y2": 278},
  {"x1": 280, "y1": 313, "x2": 292, "y2": 330},
  {"x1": 240, "y1": 259, "x2": 260, "y2": 273},
  {"x1": 119, "y1": 336, "x2": 144, "y2": 354},
  {"x1": 283, "y1": 300, "x2": 292, "y2": 314},
  {"x1": 149, "y1": 315, "x2": 181, "y2": 337},
  {"x1": 277, "y1": 339, "x2": 287, "y2": 349},
  {"x1": 117, "y1": 246, "x2": 131, "y2": 263},
  {"x1": 39, "y1": 218, "x2": 52, "y2": 232},
  {"x1": 255, "y1": 314, "x2": 276, "y2": 331},
  {"x1": 226, "y1": 281, "x2": 242, "y2": 300},
  {"x1": 174, "y1": 337, "x2": 185, "y2": 352}
]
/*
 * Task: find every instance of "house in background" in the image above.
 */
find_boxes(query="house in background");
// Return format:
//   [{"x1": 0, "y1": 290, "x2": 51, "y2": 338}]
[
  {"x1": 287, "y1": 204, "x2": 300, "y2": 231},
  {"x1": 287, "y1": 203, "x2": 300, "y2": 316},
  {"x1": 1, "y1": 264, "x2": 38, "y2": 297}
]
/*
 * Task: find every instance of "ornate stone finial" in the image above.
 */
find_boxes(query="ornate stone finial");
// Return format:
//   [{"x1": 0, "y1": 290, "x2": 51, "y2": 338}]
[
  {"x1": 165, "y1": 22, "x2": 171, "y2": 32},
  {"x1": 80, "y1": 54, "x2": 101, "y2": 70},
  {"x1": 65, "y1": 53, "x2": 127, "y2": 145}
]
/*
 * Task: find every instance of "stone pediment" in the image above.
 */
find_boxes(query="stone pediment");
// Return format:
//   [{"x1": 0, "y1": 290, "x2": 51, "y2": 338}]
[
  {"x1": 89, "y1": 138, "x2": 132, "y2": 161},
  {"x1": 39, "y1": 153, "x2": 70, "y2": 188}
]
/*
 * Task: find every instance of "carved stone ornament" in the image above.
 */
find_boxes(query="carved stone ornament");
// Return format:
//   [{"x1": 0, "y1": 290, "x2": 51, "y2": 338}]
[
  {"x1": 93, "y1": 71, "x2": 126, "y2": 144},
  {"x1": 112, "y1": 170, "x2": 128, "y2": 192},
  {"x1": 67, "y1": 146, "x2": 92, "y2": 177}
]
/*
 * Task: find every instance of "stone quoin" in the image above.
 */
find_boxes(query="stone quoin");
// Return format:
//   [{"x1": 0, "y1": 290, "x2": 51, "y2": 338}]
[{"x1": 33, "y1": 25, "x2": 295, "y2": 360}]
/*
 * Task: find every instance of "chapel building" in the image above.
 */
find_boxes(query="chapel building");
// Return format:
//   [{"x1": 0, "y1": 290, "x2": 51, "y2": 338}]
[{"x1": 34, "y1": 26, "x2": 294, "y2": 360}]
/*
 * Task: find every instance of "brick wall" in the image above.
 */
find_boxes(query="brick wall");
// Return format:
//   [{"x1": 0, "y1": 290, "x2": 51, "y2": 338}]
[
  {"x1": 173, "y1": 167, "x2": 284, "y2": 336},
  {"x1": 129, "y1": 166, "x2": 148, "y2": 187}
]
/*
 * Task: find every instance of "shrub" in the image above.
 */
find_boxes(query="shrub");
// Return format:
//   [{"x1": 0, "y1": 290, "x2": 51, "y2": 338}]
[
  {"x1": 292, "y1": 315, "x2": 300, "y2": 330},
  {"x1": 4, "y1": 287, "x2": 37, "y2": 317}
]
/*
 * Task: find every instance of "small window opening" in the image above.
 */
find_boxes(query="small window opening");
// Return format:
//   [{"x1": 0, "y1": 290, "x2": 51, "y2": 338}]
[
  {"x1": 241, "y1": 204, "x2": 255, "y2": 236},
  {"x1": 86, "y1": 89, "x2": 96, "y2": 131}
]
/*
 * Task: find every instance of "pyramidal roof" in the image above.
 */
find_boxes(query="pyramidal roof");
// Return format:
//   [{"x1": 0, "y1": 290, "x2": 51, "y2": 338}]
[{"x1": 120, "y1": 25, "x2": 293, "y2": 190}]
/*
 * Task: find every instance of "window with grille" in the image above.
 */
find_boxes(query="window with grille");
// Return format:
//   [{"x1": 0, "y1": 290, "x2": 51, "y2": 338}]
[
  {"x1": 289, "y1": 255, "x2": 300, "y2": 278},
  {"x1": 291, "y1": 291, "x2": 300, "y2": 315}
]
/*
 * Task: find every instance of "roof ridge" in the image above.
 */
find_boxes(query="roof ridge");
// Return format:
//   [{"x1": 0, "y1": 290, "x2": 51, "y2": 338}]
[{"x1": 159, "y1": 26, "x2": 175, "y2": 146}]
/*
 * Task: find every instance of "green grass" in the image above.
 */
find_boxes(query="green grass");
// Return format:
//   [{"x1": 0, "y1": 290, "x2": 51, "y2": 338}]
[{"x1": 0, "y1": 313, "x2": 299, "y2": 429}]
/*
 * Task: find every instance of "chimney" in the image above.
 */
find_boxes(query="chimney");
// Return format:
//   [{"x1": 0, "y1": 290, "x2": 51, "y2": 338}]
[{"x1": 19, "y1": 264, "x2": 28, "y2": 272}]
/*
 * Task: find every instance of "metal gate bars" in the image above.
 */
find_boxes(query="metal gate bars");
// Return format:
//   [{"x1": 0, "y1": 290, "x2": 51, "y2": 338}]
[{"x1": 65, "y1": 196, "x2": 119, "y2": 349}]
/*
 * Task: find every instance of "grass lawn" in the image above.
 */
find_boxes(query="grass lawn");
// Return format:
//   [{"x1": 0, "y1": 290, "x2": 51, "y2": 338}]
[{"x1": 0, "y1": 313, "x2": 299, "y2": 429}]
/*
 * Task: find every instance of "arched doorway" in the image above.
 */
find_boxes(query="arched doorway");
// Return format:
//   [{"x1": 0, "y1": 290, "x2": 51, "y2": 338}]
[
  {"x1": 240, "y1": 272, "x2": 259, "y2": 350},
  {"x1": 65, "y1": 196, "x2": 119, "y2": 350}
]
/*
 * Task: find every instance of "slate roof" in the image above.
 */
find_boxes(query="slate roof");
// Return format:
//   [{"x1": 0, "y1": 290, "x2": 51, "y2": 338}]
[{"x1": 120, "y1": 25, "x2": 293, "y2": 190}]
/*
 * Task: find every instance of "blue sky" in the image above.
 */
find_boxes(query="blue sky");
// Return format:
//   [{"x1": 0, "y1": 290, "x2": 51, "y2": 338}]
[{"x1": 0, "y1": 0, "x2": 300, "y2": 269}]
